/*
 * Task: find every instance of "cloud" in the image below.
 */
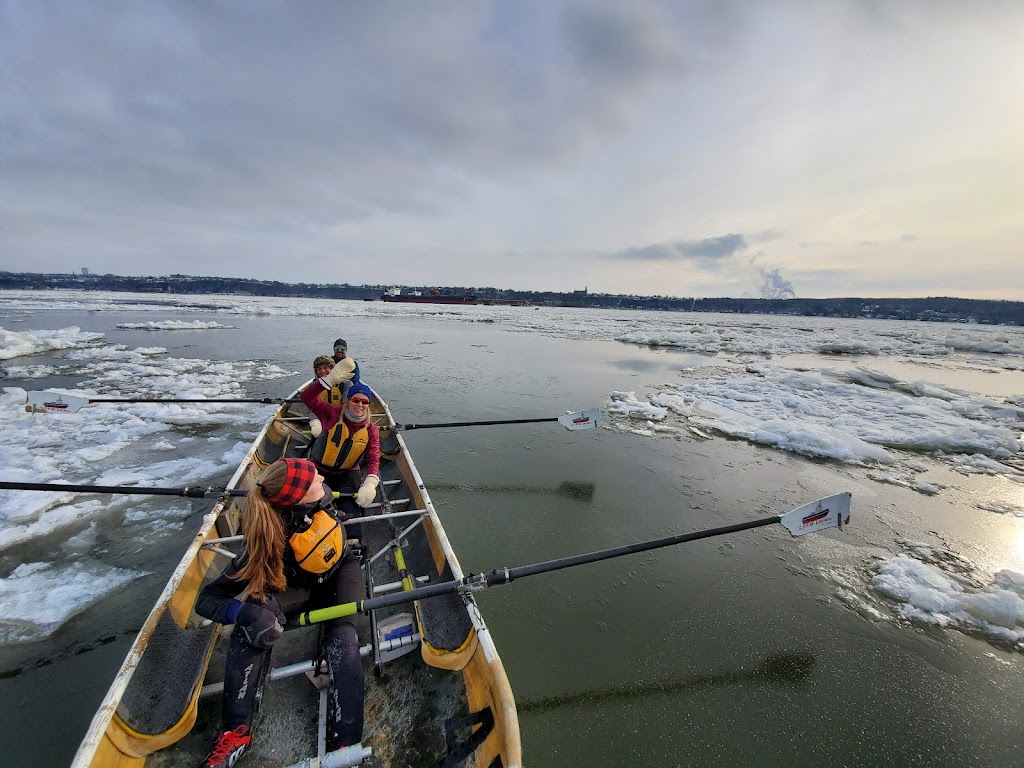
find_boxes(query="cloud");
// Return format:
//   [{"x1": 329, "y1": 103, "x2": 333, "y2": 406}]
[
  {"x1": 561, "y1": 3, "x2": 685, "y2": 83},
  {"x1": 613, "y1": 233, "x2": 748, "y2": 261},
  {"x1": 747, "y1": 253, "x2": 797, "y2": 299},
  {"x1": 0, "y1": 2, "x2": 1020, "y2": 299},
  {"x1": 607, "y1": 234, "x2": 797, "y2": 299},
  {"x1": 758, "y1": 267, "x2": 797, "y2": 299},
  {"x1": 860, "y1": 234, "x2": 921, "y2": 247},
  {"x1": 749, "y1": 229, "x2": 785, "y2": 243}
]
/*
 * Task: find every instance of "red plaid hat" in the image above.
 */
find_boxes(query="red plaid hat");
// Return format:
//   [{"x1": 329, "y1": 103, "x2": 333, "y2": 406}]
[{"x1": 263, "y1": 458, "x2": 317, "y2": 506}]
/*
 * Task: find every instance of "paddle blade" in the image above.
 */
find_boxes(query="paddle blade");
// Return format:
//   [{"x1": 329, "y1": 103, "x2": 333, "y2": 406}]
[
  {"x1": 779, "y1": 492, "x2": 851, "y2": 536},
  {"x1": 25, "y1": 391, "x2": 91, "y2": 414},
  {"x1": 558, "y1": 409, "x2": 600, "y2": 431}
]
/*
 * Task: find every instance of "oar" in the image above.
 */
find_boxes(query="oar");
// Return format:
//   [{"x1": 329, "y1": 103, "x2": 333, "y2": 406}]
[
  {"x1": 24, "y1": 390, "x2": 297, "y2": 414},
  {"x1": 290, "y1": 492, "x2": 851, "y2": 627},
  {"x1": 0, "y1": 480, "x2": 354, "y2": 500},
  {"x1": 392, "y1": 408, "x2": 599, "y2": 432}
]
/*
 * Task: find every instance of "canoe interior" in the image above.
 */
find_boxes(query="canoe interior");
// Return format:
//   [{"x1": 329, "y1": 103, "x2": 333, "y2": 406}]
[{"x1": 77, "y1": 387, "x2": 521, "y2": 768}]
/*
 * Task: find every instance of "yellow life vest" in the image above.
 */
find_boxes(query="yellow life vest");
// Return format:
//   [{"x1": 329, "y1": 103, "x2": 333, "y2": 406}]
[
  {"x1": 318, "y1": 386, "x2": 343, "y2": 407},
  {"x1": 310, "y1": 420, "x2": 369, "y2": 471},
  {"x1": 289, "y1": 509, "x2": 345, "y2": 575}
]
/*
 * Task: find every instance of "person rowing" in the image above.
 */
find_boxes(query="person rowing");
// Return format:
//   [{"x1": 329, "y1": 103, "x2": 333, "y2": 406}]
[
  {"x1": 305, "y1": 355, "x2": 340, "y2": 437},
  {"x1": 312, "y1": 355, "x2": 342, "y2": 407},
  {"x1": 300, "y1": 379, "x2": 381, "y2": 540},
  {"x1": 194, "y1": 458, "x2": 364, "y2": 767}
]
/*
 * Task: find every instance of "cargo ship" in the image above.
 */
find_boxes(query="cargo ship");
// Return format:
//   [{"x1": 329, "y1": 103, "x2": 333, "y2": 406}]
[{"x1": 380, "y1": 287, "x2": 478, "y2": 305}]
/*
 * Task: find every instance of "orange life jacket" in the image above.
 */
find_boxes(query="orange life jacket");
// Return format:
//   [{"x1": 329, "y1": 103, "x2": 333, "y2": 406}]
[
  {"x1": 310, "y1": 419, "x2": 369, "y2": 471},
  {"x1": 318, "y1": 386, "x2": 343, "y2": 407},
  {"x1": 288, "y1": 509, "x2": 345, "y2": 575}
]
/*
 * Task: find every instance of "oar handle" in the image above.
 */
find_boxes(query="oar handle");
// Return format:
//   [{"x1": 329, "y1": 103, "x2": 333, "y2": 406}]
[
  {"x1": 396, "y1": 417, "x2": 559, "y2": 431},
  {"x1": 290, "y1": 580, "x2": 464, "y2": 627}
]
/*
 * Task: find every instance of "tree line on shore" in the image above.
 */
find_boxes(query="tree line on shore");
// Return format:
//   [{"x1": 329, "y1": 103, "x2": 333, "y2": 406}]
[{"x1": 1, "y1": 271, "x2": 1021, "y2": 326}]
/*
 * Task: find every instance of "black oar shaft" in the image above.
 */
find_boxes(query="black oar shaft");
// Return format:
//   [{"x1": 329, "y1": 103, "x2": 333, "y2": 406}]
[
  {"x1": 399, "y1": 417, "x2": 558, "y2": 430},
  {"x1": 492, "y1": 516, "x2": 779, "y2": 583},
  {"x1": 0, "y1": 481, "x2": 246, "y2": 498},
  {"x1": 292, "y1": 514, "x2": 782, "y2": 626},
  {"x1": 87, "y1": 398, "x2": 297, "y2": 404}
]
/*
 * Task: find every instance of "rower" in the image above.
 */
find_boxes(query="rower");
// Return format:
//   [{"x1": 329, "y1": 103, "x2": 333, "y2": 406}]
[
  {"x1": 193, "y1": 459, "x2": 364, "y2": 767},
  {"x1": 312, "y1": 355, "x2": 342, "y2": 407},
  {"x1": 306, "y1": 355, "x2": 339, "y2": 437},
  {"x1": 300, "y1": 379, "x2": 381, "y2": 542}
]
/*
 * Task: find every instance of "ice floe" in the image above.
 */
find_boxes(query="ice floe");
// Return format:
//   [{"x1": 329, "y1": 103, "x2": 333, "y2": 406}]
[
  {"x1": 871, "y1": 555, "x2": 1024, "y2": 650},
  {"x1": 0, "y1": 561, "x2": 144, "y2": 643},
  {"x1": 115, "y1": 320, "x2": 237, "y2": 330},
  {"x1": 0, "y1": 328, "x2": 294, "y2": 644},
  {"x1": 828, "y1": 541, "x2": 1024, "y2": 652},
  {"x1": 604, "y1": 364, "x2": 1023, "y2": 486},
  {"x1": 0, "y1": 325, "x2": 105, "y2": 359}
]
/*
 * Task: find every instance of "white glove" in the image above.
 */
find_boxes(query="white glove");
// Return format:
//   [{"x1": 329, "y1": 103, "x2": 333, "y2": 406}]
[
  {"x1": 320, "y1": 357, "x2": 356, "y2": 389},
  {"x1": 354, "y1": 475, "x2": 380, "y2": 507},
  {"x1": 309, "y1": 418, "x2": 323, "y2": 437}
]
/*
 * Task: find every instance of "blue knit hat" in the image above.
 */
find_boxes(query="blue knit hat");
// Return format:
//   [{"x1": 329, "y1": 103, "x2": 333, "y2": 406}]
[{"x1": 346, "y1": 383, "x2": 372, "y2": 402}]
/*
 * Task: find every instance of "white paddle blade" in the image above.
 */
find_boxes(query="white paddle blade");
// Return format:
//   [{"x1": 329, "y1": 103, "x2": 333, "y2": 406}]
[
  {"x1": 558, "y1": 409, "x2": 600, "y2": 431},
  {"x1": 780, "y1": 492, "x2": 852, "y2": 536},
  {"x1": 25, "y1": 391, "x2": 91, "y2": 414}
]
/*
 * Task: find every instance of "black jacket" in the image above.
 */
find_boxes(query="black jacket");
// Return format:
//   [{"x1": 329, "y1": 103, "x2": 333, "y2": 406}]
[{"x1": 194, "y1": 496, "x2": 348, "y2": 623}]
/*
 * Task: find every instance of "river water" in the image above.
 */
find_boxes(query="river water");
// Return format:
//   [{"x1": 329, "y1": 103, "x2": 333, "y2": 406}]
[{"x1": 1, "y1": 291, "x2": 1023, "y2": 767}]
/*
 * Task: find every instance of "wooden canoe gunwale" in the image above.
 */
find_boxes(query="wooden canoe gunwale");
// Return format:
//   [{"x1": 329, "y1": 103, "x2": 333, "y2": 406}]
[{"x1": 69, "y1": 385, "x2": 292, "y2": 768}]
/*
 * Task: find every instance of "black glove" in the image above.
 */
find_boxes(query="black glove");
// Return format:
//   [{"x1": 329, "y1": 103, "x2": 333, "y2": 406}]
[
  {"x1": 236, "y1": 600, "x2": 285, "y2": 649},
  {"x1": 317, "y1": 484, "x2": 338, "y2": 513}
]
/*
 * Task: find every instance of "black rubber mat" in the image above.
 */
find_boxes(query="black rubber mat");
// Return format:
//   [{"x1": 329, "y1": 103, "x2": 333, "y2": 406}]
[{"x1": 117, "y1": 611, "x2": 217, "y2": 735}]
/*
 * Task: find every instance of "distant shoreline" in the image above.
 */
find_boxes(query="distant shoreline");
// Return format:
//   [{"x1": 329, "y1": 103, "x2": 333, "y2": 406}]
[{"x1": 1, "y1": 271, "x2": 1021, "y2": 326}]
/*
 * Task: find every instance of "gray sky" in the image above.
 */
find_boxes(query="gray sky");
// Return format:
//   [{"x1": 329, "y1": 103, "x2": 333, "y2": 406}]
[{"x1": 2, "y1": 1, "x2": 1022, "y2": 299}]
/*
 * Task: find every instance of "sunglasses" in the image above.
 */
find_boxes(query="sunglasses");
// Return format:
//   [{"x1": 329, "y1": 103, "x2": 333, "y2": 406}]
[{"x1": 348, "y1": 397, "x2": 370, "y2": 405}]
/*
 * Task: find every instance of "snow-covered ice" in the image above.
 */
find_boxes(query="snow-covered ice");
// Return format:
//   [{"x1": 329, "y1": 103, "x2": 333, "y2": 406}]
[{"x1": 115, "y1": 320, "x2": 237, "y2": 330}]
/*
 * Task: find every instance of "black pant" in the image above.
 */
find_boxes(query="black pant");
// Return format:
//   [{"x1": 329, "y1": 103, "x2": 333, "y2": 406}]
[{"x1": 222, "y1": 556, "x2": 365, "y2": 749}]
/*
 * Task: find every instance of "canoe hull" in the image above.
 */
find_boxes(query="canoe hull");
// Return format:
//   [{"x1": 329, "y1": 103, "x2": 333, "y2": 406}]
[{"x1": 72, "y1": 385, "x2": 521, "y2": 768}]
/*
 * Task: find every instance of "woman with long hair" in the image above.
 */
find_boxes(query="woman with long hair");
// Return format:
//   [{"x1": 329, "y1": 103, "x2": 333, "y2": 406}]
[{"x1": 194, "y1": 458, "x2": 364, "y2": 768}]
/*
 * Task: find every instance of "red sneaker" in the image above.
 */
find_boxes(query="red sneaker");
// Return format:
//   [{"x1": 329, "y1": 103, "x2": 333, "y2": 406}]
[{"x1": 200, "y1": 725, "x2": 252, "y2": 768}]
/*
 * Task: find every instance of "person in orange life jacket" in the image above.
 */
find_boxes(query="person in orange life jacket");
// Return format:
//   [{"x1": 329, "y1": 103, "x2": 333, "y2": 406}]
[
  {"x1": 194, "y1": 458, "x2": 364, "y2": 768},
  {"x1": 314, "y1": 355, "x2": 341, "y2": 404},
  {"x1": 300, "y1": 380, "x2": 380, "y2": 541},
  {"x1": 306, "y1": 356, "x2": 339, "y2": 437}
]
